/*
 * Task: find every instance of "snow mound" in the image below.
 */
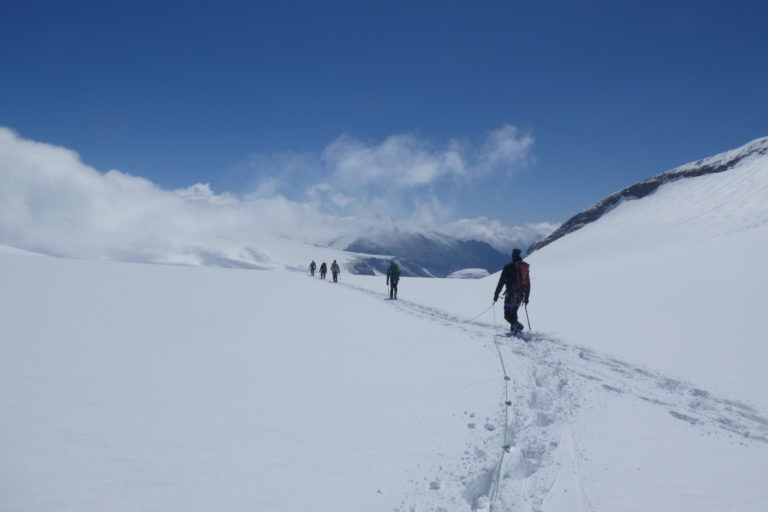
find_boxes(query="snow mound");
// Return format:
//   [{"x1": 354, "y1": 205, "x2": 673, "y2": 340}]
[{"x1": 447, "y1": 268, "x2": 490, "y2": 279}]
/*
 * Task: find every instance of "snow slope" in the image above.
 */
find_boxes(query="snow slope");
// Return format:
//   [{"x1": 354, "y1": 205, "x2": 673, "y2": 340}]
[
  {"x1": 2, "y1": 137, "x2": 767, "y2": 511},
  {"x1": 2, "y1": 240, "x2": 767, "y2": 511},
  {"x1": 0, "y1": 250, "x2": 505, "y2": 511},
  {"x1": 531, "y1": 143, "x2": 768, "y2": 411},
  {"x1": 529, "y1": 135, "x2": 768, "y2": 253}
]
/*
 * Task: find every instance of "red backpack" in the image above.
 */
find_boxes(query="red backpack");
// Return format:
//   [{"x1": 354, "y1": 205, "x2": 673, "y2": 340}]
[{"x1": 512, "y1": 261, "x2": 530, "y2": 292}]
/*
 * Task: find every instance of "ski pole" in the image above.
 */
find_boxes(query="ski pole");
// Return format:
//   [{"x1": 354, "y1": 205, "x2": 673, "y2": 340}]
[{"x1": 524, "y1": 303, "x2": 531, "y2": 330}]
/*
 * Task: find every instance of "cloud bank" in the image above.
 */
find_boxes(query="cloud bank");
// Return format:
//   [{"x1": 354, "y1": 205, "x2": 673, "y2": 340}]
[
  {"x1": 323, "y1": 124, "x2": 532, "y2": 189},
  {"x1": 245, "y1": 124, "x2": 534, "y2": 222},
  {"x1": 0, "y1": 126, "x2": 550, "y2": 266}
]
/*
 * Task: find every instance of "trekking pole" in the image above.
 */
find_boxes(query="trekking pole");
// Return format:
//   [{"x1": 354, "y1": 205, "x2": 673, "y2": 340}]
[{"x1": 524, "y1": 303, "x2": 531, "y2": 331}]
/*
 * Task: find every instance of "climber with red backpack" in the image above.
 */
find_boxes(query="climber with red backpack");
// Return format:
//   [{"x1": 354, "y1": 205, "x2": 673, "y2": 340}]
[{"x1": 493, "y1": 248, "x2": 531, "y2": 333}]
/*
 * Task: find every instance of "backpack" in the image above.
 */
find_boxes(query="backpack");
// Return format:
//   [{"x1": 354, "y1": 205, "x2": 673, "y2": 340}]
[{"x1": 509, "y1": 261, "x2": 530, "y2": 292}]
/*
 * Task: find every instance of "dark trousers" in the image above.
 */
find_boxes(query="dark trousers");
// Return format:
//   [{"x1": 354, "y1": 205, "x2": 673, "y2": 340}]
[
  {"x1": 332, "y1": 271, "x2": 338, "y2": 282},
  {"x1": 389, "y1": 278, "x2": 399, "y2": 299},
  {"x1": 504, "y1": 290, "x2": 523, "y2": 325}
]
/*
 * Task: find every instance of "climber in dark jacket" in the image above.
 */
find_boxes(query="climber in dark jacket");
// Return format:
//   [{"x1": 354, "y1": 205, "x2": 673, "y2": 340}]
[
  {"x1": 386, "y1": 260, "x2": 401, "y2": 299},
  {"x1": 493, "y1": 248, "x2": 531, "y2": 332},
  {"x1": 330, "y1": 260, "x2": 340, "y2": 282}
]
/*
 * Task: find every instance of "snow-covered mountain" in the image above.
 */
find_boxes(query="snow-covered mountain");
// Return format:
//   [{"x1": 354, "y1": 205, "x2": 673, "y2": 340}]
[
  {"x1": 525, "y1": 135, "x2": 768, "y2": 410},
  {"x1": 341, "y1": 230, "x2": 509, "y2": 277},
  {"x1": 2, "y1": 136, "x2": 767, "y2": 511},
  {"x1": 528, "y1": 136, "x2": 768, "y2": 254}
]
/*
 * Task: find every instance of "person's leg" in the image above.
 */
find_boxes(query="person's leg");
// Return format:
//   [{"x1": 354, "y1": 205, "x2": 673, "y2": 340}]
[{"x1": 504, "y1": 291, "x2": 521, "y2": 328}]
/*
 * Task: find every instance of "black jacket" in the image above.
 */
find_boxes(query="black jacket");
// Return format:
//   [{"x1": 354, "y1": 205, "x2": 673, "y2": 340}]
[{"x1": 494, "y1": 260, "x2": 531, "y2": 300}]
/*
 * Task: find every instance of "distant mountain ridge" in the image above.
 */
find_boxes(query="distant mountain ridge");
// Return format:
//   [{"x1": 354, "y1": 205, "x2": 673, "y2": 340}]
[
  {"x1": 528, "y1": 136, "x2": 768, "y2": 254},
  {"x1": 341, "y1": 231, "x2": 509, "y2": 277}
]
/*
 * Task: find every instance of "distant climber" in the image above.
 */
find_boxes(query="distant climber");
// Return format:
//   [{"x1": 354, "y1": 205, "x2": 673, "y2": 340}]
[
  {"x1": 386, "y1": 260, "x2": 401, "y2": 299},
  {"x1": 330, "y1": 260, "x2": 340, "y2": 283},
  {"x1": 493, "y1": 248, "x2": 530, "y2": 333},
  {"x1": 309, "y1": 260, "x2": 316, "y2": 277},
  {"x1": 320, "y1": 262, "x2": 328, "y2": 280}
]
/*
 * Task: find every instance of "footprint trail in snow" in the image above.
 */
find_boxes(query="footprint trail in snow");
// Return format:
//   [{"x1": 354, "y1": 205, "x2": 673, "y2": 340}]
[{"x1": 338, "y1": 282, "x2": 768, "y2": 511}]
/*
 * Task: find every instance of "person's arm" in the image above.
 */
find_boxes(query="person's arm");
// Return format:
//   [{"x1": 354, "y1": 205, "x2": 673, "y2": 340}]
[
  {"x1": 524, "y1": 264, "x2": 531, "y2": 304},
  {"x1": 493, "y1": 266, "x2": 507, "y2": 302}
]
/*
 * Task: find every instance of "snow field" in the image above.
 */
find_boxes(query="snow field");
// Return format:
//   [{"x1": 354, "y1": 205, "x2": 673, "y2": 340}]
[
  {"x1": 2, "y1": 242, "x2": 768, "y2": 510},
  {"x1": 0, "y1": 252, "x2": 505, "y2": 511}
]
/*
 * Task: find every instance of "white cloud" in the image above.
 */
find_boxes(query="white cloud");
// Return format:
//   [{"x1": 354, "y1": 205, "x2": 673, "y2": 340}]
[
  {"x1": 175, "y1": 183, "x2": 238, "y2": 204},
  {"x1": 0, "y1": 126, "x2": 550, "y2": 265},
  {"x1": 322, "y1": 133, "x2": 465, "y2": 188},
  {"x1": 475, "y1": 124, "x2": 535, "y2": 175},
  {"x1": 320, "y1": 124, "x2": 533, "y2": 191},
  {"x1": 0, "y1": 127, "x2": 345, "y2": 262}
]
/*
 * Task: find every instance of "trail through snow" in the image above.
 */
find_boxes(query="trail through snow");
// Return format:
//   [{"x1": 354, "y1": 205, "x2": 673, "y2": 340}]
[{"x1": 339, "y1": 281, "x2": 768, "y2": 511}]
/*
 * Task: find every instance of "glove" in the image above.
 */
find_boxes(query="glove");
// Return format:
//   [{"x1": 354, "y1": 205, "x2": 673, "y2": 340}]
[
  {"x1": 493, "y1": 295, "x2": 499, "y2": 303},
  {"x1": 524, "y1": 296, "x2": 529, "y2": 305}
]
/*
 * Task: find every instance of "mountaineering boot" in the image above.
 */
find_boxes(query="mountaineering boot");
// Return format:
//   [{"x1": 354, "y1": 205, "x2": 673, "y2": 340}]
[{"x1": 510, "y1": 321, "x2": 524, "y2": 333}]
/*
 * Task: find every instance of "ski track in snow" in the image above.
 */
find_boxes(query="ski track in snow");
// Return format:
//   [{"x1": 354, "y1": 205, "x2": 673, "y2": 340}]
[{"x1": 338, "y1": 281, "x2": 768, "y2": 511}]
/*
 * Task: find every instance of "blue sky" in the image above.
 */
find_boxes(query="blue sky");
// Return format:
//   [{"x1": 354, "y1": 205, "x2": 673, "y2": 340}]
[{"x1": 2, "y1": 0, "x2": 767, "y2": 235}]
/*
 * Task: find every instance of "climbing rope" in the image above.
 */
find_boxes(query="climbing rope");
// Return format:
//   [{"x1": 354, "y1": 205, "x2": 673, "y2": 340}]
[
  {"x1": 489, "y1": 303, "x2": 512, "y2": 511},
  {"x1": 464, "y1": 303, "x2": 495, "y2": 324}
]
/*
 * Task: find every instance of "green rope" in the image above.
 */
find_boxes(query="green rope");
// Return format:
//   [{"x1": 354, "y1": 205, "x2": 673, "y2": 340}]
[
  {"x1": 489, "y1": 303, "x2": 512, "y2": 511},
  {"x1": 465, "y1": 303, "x2": 495, "y2": 324}
]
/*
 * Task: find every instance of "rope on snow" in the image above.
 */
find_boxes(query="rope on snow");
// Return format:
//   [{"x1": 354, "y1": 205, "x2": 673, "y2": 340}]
[{"x1": 488, "y1": 302, "x2": 512, "y2": 511}]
